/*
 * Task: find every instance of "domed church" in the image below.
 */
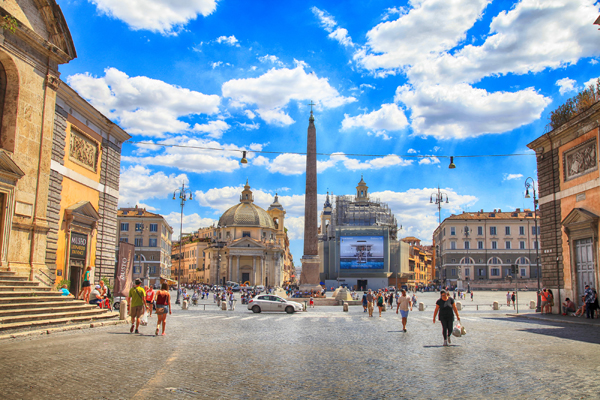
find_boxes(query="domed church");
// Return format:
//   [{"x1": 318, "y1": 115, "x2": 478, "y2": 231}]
[{"x1": 205, "y1": 181, "x2": 289, "y2": 287}]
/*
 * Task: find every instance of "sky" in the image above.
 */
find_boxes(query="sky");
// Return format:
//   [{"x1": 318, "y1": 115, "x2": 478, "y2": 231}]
[{"x1": 57, "y1": 0, "x2": 600, "y2": 266}]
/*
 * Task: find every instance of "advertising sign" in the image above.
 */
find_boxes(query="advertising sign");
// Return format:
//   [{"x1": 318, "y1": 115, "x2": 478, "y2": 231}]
[
  {"x1": 340, "y1": 236, "x2": 384, "y2": 269},
  {"x1": 114, "y1": 241, "x2": 135, "y2": 297},
  {"x1": 70, "y1": 232, "x2": 88, "y2": 260}
]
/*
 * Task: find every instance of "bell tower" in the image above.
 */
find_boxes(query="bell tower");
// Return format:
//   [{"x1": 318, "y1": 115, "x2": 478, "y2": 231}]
[{"x1": 356, "y1": 175, "x2": 369, "y2": 202}]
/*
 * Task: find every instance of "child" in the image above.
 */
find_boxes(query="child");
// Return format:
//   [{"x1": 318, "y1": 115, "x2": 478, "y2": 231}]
[{"x1": 309, "y1": 296, "x2": 314, "y2": 308}]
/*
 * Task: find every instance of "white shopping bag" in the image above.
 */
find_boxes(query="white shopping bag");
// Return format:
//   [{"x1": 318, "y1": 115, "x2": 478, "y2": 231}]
[{"x1": 140, "y1": 310, "x2": 148, "y2": 326}]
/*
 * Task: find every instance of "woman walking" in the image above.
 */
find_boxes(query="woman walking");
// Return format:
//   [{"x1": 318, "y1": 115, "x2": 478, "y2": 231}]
[
  {"x1": 377, "y1": 291, "x2": 385, "y2": 317},
  {"x1": 78, "y1": 266, "x2": 92, "y2": 303},
  {"x1": 433, "y1": 290, "x2": 460, "y2": 346},
  {"x1": 155, "y1": 283, "x2": 172, "y2": 336}
]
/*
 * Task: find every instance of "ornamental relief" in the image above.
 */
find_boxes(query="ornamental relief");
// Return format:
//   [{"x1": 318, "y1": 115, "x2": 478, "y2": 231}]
[
  {"x1": 69, "y1": 127, "x2": 98, "y2": 172},
  {"x1": 564, "y1": 139, "x2": 597, "y2": 181}
]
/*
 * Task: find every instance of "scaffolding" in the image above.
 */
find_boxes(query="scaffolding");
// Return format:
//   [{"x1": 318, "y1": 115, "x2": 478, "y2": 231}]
[{"x1": 329, "y1": 195, "x2": 398, "y2": 239}]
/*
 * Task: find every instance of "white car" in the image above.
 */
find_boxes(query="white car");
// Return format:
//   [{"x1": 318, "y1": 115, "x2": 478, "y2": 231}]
[{"x1": 247, "y1": 295, "x2": 303, "y2": 314}]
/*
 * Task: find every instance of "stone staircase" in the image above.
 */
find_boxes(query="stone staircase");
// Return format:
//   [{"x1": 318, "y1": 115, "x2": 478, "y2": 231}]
[{"x1": 0, "y1": 270, "x2": 119, "y2": 335}]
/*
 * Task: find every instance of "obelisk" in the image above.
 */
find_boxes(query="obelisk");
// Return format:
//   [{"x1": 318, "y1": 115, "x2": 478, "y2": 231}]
[{"x1": 299, "y1": 103, "x2": 322, "y2": 292}]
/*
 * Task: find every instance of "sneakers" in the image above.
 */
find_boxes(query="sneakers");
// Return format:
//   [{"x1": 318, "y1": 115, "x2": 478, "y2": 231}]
[
  {"x1": 135, "y1": 329, "x2": 139, "y2": 334},
  {"x1": 443, "y1": 339, "x2": 448, "y2": 346},
  {"x1": 448, "y1": 336, "x2": 451, "y2": 344},
  {"x1": 130, "y1": 325, "x2": 134, "y2": 333},
  {"x1": 403, "y1": 328, "x2": 407, "y2": 332}
]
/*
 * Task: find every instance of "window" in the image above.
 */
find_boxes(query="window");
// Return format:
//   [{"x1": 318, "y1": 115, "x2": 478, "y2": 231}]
[
  {"x1": 242, "y1": 231, "x2": 251, "y2": 238},
  {"x1": 505, "y1": 226, "x2": 511, "y2": 235},
  {"x1": 478, "y1": 241, "x2": 483, "y2": 249},
  {"x1": 491, "y1": 268, "x2": 500, "y2": 276},
  {"x1": 150, "y1": 223, "x2": 158, "y2": 232},
  {"x1": 534, "y1": 241, "x2": 538, "y2": 249},
  {"x1": 135, "y1": 238, "x2": 143, "y2": 247},
  {"x1": 149, "y1": 238, "x2": 157, "y2": 247},
  {"x1": 492, "y1": 241, "x2": 497, "y2": 249},
  {"x1": 450, "y1": 241, "x2": 456, "y2": 250},
  {"x1": 451, "y1": 227, "x2": 456, "y2": 236},
  {"x1": 443, "y1": 228, "x2": 446, "y2": 236},
  {"x1": 464, "y1": 268, "x2": 470, "y2": 276},
  {"x1": 464, "y1": 241, "x2": 470, "y2": 250},
  {"x1": 120, "y1": 237, "x2": 128, "y2": 243},
  {"x1": 521, "y1": 268, "x2": 526, "y2": 277},
  {"x1": 478, "y1": 269, "x2": 485, "y2": 276},
  {"x1": 532, "y1": 226, "x2": 540, "y2": 235},
  {"x1": 451, "y1": 268, "x2": 456, "y2": 276},
  {"x1": 451, "y1": 259, "x2": 456, "y2": 263},
  {"x1": 519, "y1": 226, "x2": 525, "y2": 236},
  {"x1": 520, "y1": 241, "x2": 525, "y2": 249},
  {"x1": 150, "y1": 266, "x2": 156, "y2": 274},
  {"x1": 505, "y1": 241, "x2": 511, "y2": 249},
  {"x1": 478, "y1": 226, "x2": 483, "y2": 235},
  {"x1": 490, "y1": 257, "x2": 501, "y2": 264},
  {"x1": 135, "y1": 223, "x2": 143, "y2": 232},
  {"x1": 505, "y1": 268, "x2": 511, "y2": 276},
  {"x1": 490, "y1": 226, "x2": 497, "y2": 235},
  {"x1": 120, "y1": 223, "x2": 129, "y2": 231},
  {"x1": 506, "y1": 259, "x2": 511, "y2": 264}
]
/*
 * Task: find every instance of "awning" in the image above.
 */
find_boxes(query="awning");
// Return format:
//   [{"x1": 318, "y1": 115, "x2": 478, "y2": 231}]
[{"x1": 160, "y1": 276, "x2": 177, "y2": 284}]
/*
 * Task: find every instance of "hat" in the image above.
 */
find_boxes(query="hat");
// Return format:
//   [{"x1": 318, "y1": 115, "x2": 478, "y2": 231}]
[
  {"x1": 135, "y1": 278, "x2": 142, "y2": 285},
  {"x1": 95, "y1": 285, "x2": 101, "y2": 289}
]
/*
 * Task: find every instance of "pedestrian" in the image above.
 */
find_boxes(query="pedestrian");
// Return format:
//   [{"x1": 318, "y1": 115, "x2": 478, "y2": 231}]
[
  {"x1": 155, "y1": 282, "x2": 171, "y2": 336},
  {"x1": 228, "y1": 291, "x2": 235, "y2": 310},
  {"x1": 432, "y1": 290, "x2": 460, "y2": 346},
  {"x1": 506, "y1": 291, "x2": 511, "y2": 307},
  {"x1": 471, "y1": 291, "x2": 473, "y2": 301},
  {"x1": 511, "y1": 292, "x2": 516, "y2": 309},
  {"x1": 540, "y1": 289, "x2": 548, "y2": 314},
  {"x1": 395, "y1": 289, "x2": 413, "y2": 332},
  {"x1": 362, "y1": 292, "x2": 368, "y2": 313},
  {"x1": 366, "y1": 290, "x2": 374, "y2": 317},
  {"x1": 127, "y1": 278, "x2": 147, "y2": 334},
  {"x1": 77, "y1": 266, "x2": 92, "y2": 303},
  {"x1": 377, "y1": 291, "x2": 384, "y2": 317},
  {"x1": 584, "y1": 285, "x2": 595, "y2": 319},
  {"x1": 546, "y1": 289, "x2": 554, "y2": 314},
  {"x1": 411, "y1": 293, "x2": 417, "y2": 307},
  {"x1": 146, "y1": 286, "x2": 155, "y2": 317},
  {"x1": 309, "y1": 296, "x2": 314, "y2": 308}
]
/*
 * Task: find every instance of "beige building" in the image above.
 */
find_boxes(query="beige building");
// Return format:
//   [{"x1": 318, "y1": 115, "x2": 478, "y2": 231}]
[
  {"x1": 117, "y1": 206, "x2": 173, "y2": 287},
  {"x1": 171, "y1": 236, "x2": 210, "y2": 285},
  {"x1": 433, "y1": 209, "x2": 540, "y2": 289}
]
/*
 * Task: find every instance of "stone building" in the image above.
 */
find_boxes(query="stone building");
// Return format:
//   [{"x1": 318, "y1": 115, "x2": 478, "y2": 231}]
[
  {"x1": 401, "y1": 237, "x2": 433, "y2": 290},
  {"x1": 187, "y1": 181, "x2": 290, "y2": 287},
  {"x1": 527, "y1": 100, "x2": 600, "y2": 310},
  {"x1": 171, "y1": 235, "x2": 210, "y2": 285},
  {"x1": 48, "y1": 82, "x2": 129, "y2": 291},
  {"x1": 318, "y1": 177, "x2": 409, "y2": 290},
  {"x1": 432, "y1": 210, "x2": 540, "y2": 290},
  {"x1": 117, "y1": 206, "x2": 173, "y2": 287}
]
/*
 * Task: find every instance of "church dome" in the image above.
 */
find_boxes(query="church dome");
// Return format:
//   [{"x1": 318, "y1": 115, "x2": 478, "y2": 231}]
[{"x1": 218, "y1": 181, "x2": 276, "y2": 229}]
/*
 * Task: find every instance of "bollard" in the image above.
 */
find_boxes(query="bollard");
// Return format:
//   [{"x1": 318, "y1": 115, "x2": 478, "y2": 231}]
[
  {"x1": 493, "y1": 301, "x2": 499, "y2": 310},
  {"x1": 343, "y1": 302, "x2": 349, "y2": 312},
  {"x1": 456, "y1": 301, "x2": 462, "y2": 311},
  {"x1": 529, "y1": 300, "x2": 536, "y2": 309},
  {"x1": 303, "y1": 301, "x2": 307, "y2": 311},
  {"x1": 418, "y1": 302, "x2": 425, "y2": 311},
  {"x1": 221, "y1": 301, "x2": 227, "y2": 311},
  {"x1": 182, "y1": 300, "x2": 188, "y2": 310},
  {"x1": 119, "y1": 299, "x2": 128, "y2": 320},
  {"x1": 382, "y1": 303, "x2": 386, "y2": 312}
]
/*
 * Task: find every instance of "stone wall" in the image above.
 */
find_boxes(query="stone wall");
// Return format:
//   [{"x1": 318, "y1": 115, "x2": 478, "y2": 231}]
[{"x1": 536, "y1": 147, "x2": 564, "y2": 289}]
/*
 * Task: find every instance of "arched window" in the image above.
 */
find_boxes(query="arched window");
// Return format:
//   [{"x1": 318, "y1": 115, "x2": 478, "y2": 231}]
[
  {"x1": 488, "y1": 257, "x2": 501, "y2": 265},
  {"x1": 460, "y1": 257, "x2": 474, "y2": 264},
  {"x1": 516, "y1": 257, "x2": 530, "y2": 265}
]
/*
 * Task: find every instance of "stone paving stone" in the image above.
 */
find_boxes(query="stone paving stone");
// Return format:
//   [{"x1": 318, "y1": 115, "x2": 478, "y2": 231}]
[{"x1": 0, "y1": 292, "x2": 599, "y2": 399}]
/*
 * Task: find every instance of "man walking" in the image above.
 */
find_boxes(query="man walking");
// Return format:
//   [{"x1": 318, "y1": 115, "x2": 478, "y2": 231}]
[
  {"x1": 396, "y1": 289, "x2": 413, "y2": 332},
  {"x1": 366, "y1": 289, "x2": 374, "y2": 317},
  {"x1": 584, "y1": 285, "x2": 595, "y2": 319},
  {"x1": 127, "y1": 278, "x2": 147, "y2": 334}
]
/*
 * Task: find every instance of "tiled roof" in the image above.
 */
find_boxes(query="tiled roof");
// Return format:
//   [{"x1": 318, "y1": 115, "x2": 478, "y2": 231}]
[
  {"x1": 118, "y1": 207, "x2": 163, "y2": 218},
  {"x1": 445, "y1": 209, "x2": 537, "y2": 220}
]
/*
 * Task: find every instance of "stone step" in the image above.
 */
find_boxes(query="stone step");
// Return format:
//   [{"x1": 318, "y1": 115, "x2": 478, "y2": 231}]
[
  {"x1": 0, "y1": 275, "x2": 28, "y2": 282},
  {"x1": 0, "y1": 308, "x2": 112, "y2": 325},
  {"x1": 0, "y1": 312, "x2": 119, "y2": 333},
  {"x1": 0, "y1": 286, "x2": 51, "y2": 292},
  {"x1": 0, "y1": 280, "x2": 41, "y2": 287},
  {"x1": 0, "y1": 271, "x2": 17, "y2": 277},
  {"x1": 0, "y1": 290, "x2": 58, "y2": 297},
  {"x1": 0, "y1": 300, "x2": 89, "y2": 310},
  {"x1": 0, "y1": 304, "x2": 98, "y2": 317},
  {"x1": 0, "y1": 295, "x2": 72, "y2": 303}
]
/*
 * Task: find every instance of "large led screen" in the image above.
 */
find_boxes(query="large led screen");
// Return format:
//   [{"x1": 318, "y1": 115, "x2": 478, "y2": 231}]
[{"x1": 340, "y1": 236, "x2": 384, "y2": 269}]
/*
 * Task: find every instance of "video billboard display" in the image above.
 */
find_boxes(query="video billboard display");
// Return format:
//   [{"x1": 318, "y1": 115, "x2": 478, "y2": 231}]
[{"x1": 340, "y1": 236, "x2": 384, "y2": 269}]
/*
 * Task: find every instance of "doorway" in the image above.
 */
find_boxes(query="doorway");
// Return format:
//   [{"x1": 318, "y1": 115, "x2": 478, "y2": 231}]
[
  {"x1": 575, "y1": 238, "x2": 595, "y2": 298},
  {"x1": 242, "y1": 272, "x2": 250, "y2": 283},
  {"x1": 357, "y1": 279, "x2": 367, "y2": 291},
  {"x1": 69, "y1": 259, "x2": 84, "y2": 296}
]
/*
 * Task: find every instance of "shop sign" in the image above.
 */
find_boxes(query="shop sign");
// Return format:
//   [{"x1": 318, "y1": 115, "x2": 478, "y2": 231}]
[{"x1": 70, "y1": 233, "x2": 88, "y2": 260}]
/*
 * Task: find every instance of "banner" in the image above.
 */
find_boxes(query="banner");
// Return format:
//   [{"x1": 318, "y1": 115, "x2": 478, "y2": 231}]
[
  {"x1": 70, "y1": 232, "x2": 88, "y2": 260},
  {"x1": 114, "y1": 241, "x2": 135, "y2": 297}
]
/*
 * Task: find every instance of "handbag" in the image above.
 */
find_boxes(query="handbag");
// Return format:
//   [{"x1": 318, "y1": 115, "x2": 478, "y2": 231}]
[
  {"x1": 452, "y1": 323, "x2": 462, "y2": 337},
  {"x1": 460, "y1": 324, "x2": 467, "y2": 335}
]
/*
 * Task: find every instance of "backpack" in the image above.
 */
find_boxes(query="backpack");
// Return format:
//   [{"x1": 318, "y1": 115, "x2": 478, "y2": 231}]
[{"x1": 106, "y1": 286, "x2": 112, "y2": 299}]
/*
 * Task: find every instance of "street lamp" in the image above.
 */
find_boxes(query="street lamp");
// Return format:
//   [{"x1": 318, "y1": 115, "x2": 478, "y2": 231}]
[
  {"x1": 458, "y1": 225, "x2": 470, "y2": 290},
  {"x1": 524, "y1": 177, "x2": 541, "y2": 312},
  {"x1": 134, "y1": 223, "x2": 147, "y2": 286},
  {"x1": 213, "y1": 226, "x2": 227, "y2": 288},
  {"x1": 173, "y1": 182, "x2": 193, "y2": 304},
  {"x1": 431, "y1": 186, "x2": 449, "y2": 289}
]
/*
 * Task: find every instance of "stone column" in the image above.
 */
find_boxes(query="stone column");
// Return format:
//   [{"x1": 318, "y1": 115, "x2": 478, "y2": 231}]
[
  {"x1": 261, "y1": 256, "x2": 266, "y2": 286},
  {"x1": 236, "y1": 255, "x2": 240, "y2": 283},
  {"x1": 252, "y1": 256, "x2": 256, "y2": 285},
  {"x1": 228, "y1": 256, "x2": 232, "y2": 282}
]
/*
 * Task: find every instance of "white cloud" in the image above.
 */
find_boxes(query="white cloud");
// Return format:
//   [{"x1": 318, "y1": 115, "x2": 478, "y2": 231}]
[
  {"x1": 118, "y1": 165, "x2": 188, "y2": 207},
  {"x1": 258, "y1": 55, "x2": 284, "y2": 66},
  {"x1": 590, "y1": 59, "x2": 598, "y2": 65},
  {"x1": 341, "y1": 103, "x2": 408, "y2": 133},
  {"x1": 329, "y1": 28, "x2": 354, "y2": 47},
  {"x1": 123, "y1": 136, "x2": 262, "y2": 173},
  {"x1": 90, "y1": 0, "x2": 217, "y2": 35},
  {"x1": 294, "y1": 59, "x2": 310, "y2": 69},
  {"x1": 216, "y1": 35, "x2": 239, "y2": 46},
  {"x1": 418, "y1": 156, "x2": 440, "y2": 165},
  {"x1": 192, "y1": 120, "x2": 230, "y2": 139},
  {"x1": 222, "y1": 65, "x2": 356, "y2": 125},
  {"x1": 503, "y1": 173, "x2": 524, "y2": 181},
  {"x1": 355, "y1": 0, "x2": 490, "y2": 72},
  {"x1": 164, "y1": 212, "x2": 217, "y2": 240},
  {"x1": 311, "y1": 7, "x2": 354, "y2": 47},
  {"x1": 395, "y1": 83, "x2": 551, "y2": 139},
  {"x1": 556, "y1": 78, "x2": 578, "y2": 95},
  {"x1": 360, "y1": 83, "x2": 376, "y2": 90},
  {"x1": 584, "y1": 77, "x2": 600, "y2": 89},
  {"x1": 244, "y1": 110, "x2": 256, "y2": 119},
  {"x1": 407, "y1": 148, "x2": 417, "y2": 154},
  {"x1": 67, "y1": 67, "x2": 220, "y2": 137},
  {"x1": 238, "y1": 122, "x2": 260, "y2": 130},
  {"x1": 407, "y1": 0, "x2": 600, "y2": 85},
  {"x1": 211, "y1": 61, "x2": 222, "y2": 69}
]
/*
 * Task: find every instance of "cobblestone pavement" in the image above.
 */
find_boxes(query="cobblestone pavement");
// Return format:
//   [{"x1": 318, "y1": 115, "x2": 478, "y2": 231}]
[{"x1": 1, "y1": 292, "x2": 599, "y2": 399}]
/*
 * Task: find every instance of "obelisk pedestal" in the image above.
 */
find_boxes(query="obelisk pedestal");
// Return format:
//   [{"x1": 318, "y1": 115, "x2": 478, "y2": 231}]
[{"x1": 299, "y1": 255, "x2": 322, "y2": 293}]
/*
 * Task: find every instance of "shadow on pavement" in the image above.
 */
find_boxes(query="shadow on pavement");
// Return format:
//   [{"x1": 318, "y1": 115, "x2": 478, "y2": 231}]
[{"x1": 484, "y1": 316, "x2": 600, "y2": 344}]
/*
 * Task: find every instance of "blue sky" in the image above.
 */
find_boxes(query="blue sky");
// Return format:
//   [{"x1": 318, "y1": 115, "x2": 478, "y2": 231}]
[{"x1": 57, "y1": 0, "x2": 600, "y2": 265}]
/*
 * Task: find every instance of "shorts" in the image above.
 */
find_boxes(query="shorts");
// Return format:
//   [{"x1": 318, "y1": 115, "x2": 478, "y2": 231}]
[
  {"x1": 82, "y1": 280, "x2": 90, "y2": 288},
  {"x1": 400, "y1": 310, "x2": 409, "y2": 318},
  {"x1": 130, "y1": 305, "x2": 145, "y2": 318},
  {"x1": 156, "y1": 305, "x2": 169, "y2": 314},
  {"x1": 541, "y1": 300, "x2": 548, "y2": 307}
]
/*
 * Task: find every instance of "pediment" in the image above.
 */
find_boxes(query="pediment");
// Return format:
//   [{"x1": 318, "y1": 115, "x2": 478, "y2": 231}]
[
  {"x1": 228, "y1": 237, "x2": 266, "y2": 249},
  {"x1": 562, "y1": 208, "x2": 599, "y2": 227},
  {"x1": 0, "y1": 150, "x2": 25, "y2": 184},
  {"x1": 65, "y1": 200, "x2": 100, "y2": 222}
]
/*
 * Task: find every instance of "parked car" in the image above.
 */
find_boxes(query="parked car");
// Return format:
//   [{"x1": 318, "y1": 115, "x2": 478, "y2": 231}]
[
  {"x1": 112, "y1": 296, "x2": 125, "y2": 310},
  {"x1": 247, "y1": 295, "x2": 302, "y2": 314},
  {"x1": 255, "y1": 285, "x2": 265, "y2": 292}
]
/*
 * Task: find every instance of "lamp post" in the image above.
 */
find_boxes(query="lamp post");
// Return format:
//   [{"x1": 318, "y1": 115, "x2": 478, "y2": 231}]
[
  {"x1": 459, "y1": 225, "x2": 470, "y2": 291},
  {"x1": 173, "y1": 183, "x2": 193, "y2": 304},
  {"x1": 524, "y1": 177, "x2": 541, "y2": 312},
  {"x1": 431, "y1": 187, "x2": 449, "y2": 288},
  {"x1": 213, "y1": 227, "x2": 226, "y2": 288},
  {"x1": 134, "y1": 223, "x2": 146, "y2": 286}
]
